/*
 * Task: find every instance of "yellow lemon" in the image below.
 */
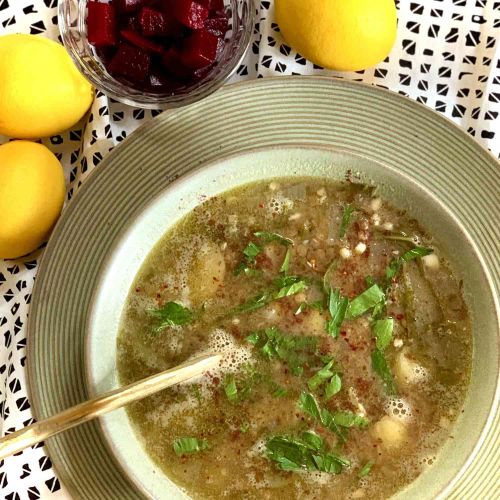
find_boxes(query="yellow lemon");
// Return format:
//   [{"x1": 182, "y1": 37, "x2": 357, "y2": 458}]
[
  {"x1": 0, "y1": 34, "x2": 93, "y2": 139},
  {"x1": 275, "y1": 0, "x2": 398, "y2": 71},
  {"x1": 0, "y1": 141, "x2": 65, "y2": 259}
]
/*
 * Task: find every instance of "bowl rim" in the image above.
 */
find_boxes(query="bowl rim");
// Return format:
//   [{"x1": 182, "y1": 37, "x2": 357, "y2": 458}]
[{"x1": 25, "y1": 76, "x2": 500, "y2": 499}]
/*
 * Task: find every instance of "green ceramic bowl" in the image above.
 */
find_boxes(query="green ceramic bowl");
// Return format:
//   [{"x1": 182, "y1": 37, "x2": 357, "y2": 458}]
[{"x1": 27, "y1": 77, "x2": 499, "y2": 499}]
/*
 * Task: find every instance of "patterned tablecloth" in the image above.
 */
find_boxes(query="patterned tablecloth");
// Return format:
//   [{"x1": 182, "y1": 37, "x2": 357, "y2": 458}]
[{"x1": 0, "y1": 0, "x2": 499, "y2": 498}]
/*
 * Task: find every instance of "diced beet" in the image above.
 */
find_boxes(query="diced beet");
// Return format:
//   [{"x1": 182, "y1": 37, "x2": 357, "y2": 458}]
[
  {"x1": 161, "y1": 48, "x2": 192, "y2": 79},
  {"x1": 120, "y1": 29, "x2": 164, "y2": 53},
  {"x1": 122, "y1": 14, "x2": 141, "y2": 31},
  {"x1": 108, "y1": 43, "x2": 151, "y2": 82},
  {"x1": 115, "y1": 0, "x2": 143, "y2": 14},
  {"x1": 87, "y1": 1, "x2": 117, "y2": 48},
  {"x1": 180, "y1": 29, "x2": 218, "y2": 69},
  {"x1": 204, "y1": 15, "x2": 228, "y2": 37},
  {"x1": 139, "y1": 7, "x2": 169, "y2": 36},
  {"x1": 171, "y1": 0, "x2": 209, "y2": 29}
]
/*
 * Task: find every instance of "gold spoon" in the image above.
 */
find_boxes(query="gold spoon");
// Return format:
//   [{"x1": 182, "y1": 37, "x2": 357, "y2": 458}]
[{"x1": 0, "y1": 353, "x2": 220, "y2": 461}]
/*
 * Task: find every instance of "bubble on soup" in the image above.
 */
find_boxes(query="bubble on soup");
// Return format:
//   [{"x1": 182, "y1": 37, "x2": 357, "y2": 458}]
[
  {"x1": 385, "y1": 397, "x2": 414, "y2": 422},
  {"x1": 268, "y1": 194, "x2": 294, "y2": 215},
  {"x1": 206, "y1": 328, "x2": 253, "y2": 374}
]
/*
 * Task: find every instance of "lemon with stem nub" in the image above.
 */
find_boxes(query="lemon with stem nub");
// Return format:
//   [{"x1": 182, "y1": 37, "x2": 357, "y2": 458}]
[
  {"x1": 0, "y1": 141, "x2": 65, "y2": 260},
  {"x1": 0, "y1": 34, "x2": 93, "y2": 139},
  {"x1": 276, "y1": 0, "x2": 398, "y2": 71}
]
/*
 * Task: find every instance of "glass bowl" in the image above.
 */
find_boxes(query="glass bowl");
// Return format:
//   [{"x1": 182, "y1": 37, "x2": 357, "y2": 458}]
[{"x1": 58, "y1": 0, "x2": 255, "y2": 109}]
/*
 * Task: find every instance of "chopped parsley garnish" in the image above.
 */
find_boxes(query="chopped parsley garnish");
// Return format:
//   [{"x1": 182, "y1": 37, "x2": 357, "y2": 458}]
[
  {"x1": 325, "y1": 374, "x2": 342, "y2": 399},
  {"x1": 270, "y1": 383, "x2": 289, "y2": 398},
  {"x1": 298, "y1": 392, "x2": 322, "y2": 421},
  {"x1": 274, "y1": 275, "x2": 308, "y2": 298},
  {"x1": 385, "y1": 246, "x2": 433, "y2": 285},
  {"x1": 247, "y1": 327, "x2": 317, "y2": 376},
  {"x1": 223, "y1": 374, "x2": 238, "y2": 401},
  {"x1": 254, "y1": 231, "x2": 294, "y2": 246},
  {"x1": 325, "y1": 288, "x2": 349, "y2": 338},
  {"x1": 358, "y1": 460, "x2": 374, "y2": 478},
  {"x1": 372, "y1": 349, "x2": 397, "y2": 395},
  {"x1": 243, "y1": 241, "x2": 262, "y2": 261},
  {"x1": 295, "y1": 300, "x2": 324, "y2": 316},
  {"x1": 323, "y1": 260, "x2": 337, "y2": 292},
  {"x1": 339, "y1": 204, "x2": 355, "y2": 238},
  {"x1": 234, "y1": 241, "x2": 263, "y2": 276},
  {"x1": 280, "y1": 248, "x2": 291, "y2": 275},
  {"x1": 235, "y1": 291, "x2": 273, "y2": 313},
  {"x1": 149, "y1": 302, "x2": 193, "y2": 332},
  {"x1": 172, "y1": 437, "x2": 209, "y2": 456},
  {"x1": 346, "y1": 284, "x2": 385, "y2": 319},
  {"x1": 266, "y1": 432, "x2": 349, "y2": 474},
  {"x1": 234, "y1": 275, "x2": 308, "y2": 314},
  {"x1": 308, "y1": 359, "x2": 336, "y2": 391},
  {"x1": 330, "y1": 411, "x2": 369, "y2": 428},
  {"x1": 298, "y1": 392, "x2": 369, "y2": 443},
  {"x1": 308, "y1": 359, "x2": 342, "y2": 399},
  {"x1": 240, "y1": 422, "x2": 250, "y2": 433},
  {"x1": 372, "y1": 318, "x2": 394, "y2": 350}
]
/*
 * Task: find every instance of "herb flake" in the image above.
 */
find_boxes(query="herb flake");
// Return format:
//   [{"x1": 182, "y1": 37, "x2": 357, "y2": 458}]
[
  {"x1": 339, "y1": 204, "x2": 355, "y2": 238},
  {"x1": 346, "y1": 285, "x2": 385, "y2": 319},
  {"x1": 149, "y1": 302, "x2": 193, "y2": 332},
  {"x1": 372, "y1": 318, "x2": 394, "y2": 351},
  {"x1": 326, "y1": 288, "x2": 349, "y2": 338},
  {"x1": 358, "y1": 460, "x2": 374, "y2": 478},
  {"x1": 372, "y1": 348, "x2": 397, "y2": 395},
  {"x1": 254, "y1": 231, "x2": 294, "y2": 246},
  {"x1": 173, "y1": 437, "x2": 209, "y2": 456}
]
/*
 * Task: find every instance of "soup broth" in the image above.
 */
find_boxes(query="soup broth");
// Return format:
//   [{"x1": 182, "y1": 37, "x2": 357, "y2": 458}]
[{"x1": 117, "y1": 178, "x2": 472, "y2": 499}]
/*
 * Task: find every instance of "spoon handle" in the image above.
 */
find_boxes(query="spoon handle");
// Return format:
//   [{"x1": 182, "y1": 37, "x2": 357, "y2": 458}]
[{"x1": 0, "y1": 353, "x2": 219, "y2": 461}]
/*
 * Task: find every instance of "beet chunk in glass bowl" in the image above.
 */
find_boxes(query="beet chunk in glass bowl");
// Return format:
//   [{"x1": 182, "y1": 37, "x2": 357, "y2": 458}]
[{"x1": 59, "y1": 0, "x2": 254, "y2": 108}]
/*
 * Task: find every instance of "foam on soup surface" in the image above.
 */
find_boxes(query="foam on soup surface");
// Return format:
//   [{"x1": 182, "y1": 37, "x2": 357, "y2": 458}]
[{"x1": 117, "y1": 178, "x2": 471, "y2": 499}]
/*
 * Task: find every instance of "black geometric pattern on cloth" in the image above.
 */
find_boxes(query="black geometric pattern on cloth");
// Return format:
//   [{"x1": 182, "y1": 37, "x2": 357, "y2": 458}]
[{"x1": 0, "y1": 0, "x2": 499, "y2": 498}]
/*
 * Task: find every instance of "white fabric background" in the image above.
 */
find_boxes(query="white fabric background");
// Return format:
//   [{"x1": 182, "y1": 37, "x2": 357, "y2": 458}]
[{"x1": 0, "y1": 0, "x2": 499, "y2": 498}]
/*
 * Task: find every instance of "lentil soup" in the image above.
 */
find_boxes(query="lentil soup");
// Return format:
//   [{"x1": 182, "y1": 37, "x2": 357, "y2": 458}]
[{"x1": 117, "y1": 178, "x2": 472, "y2": 499}]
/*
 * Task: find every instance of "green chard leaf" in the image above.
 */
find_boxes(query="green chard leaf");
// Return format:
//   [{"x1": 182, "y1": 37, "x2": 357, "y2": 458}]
[
  {"x1": 385, "y1": 246, "x2": 433, "y2": 285},
  {"x1": 346, "y1": 285, "x2": 385, "y2": 319},
  {"x1": 280, "y1": 247, "x2": 291, "y2": 275},
  {"x1": 149, "y1": 302, "x2": 193, "y2": 331},
  {"x1": 372, "y1": 349, "x2": 397, "y2": 396},
  {"x1": 358, "y1": 460, "x2": 375, "y2": 478},
  {"x1": 173, "y1": 437, "x2": 209, "y2": 456},
  {"x1": 325, "y1": 288, "x2": 349, "y2": 338},
  {"x1": 339, "y1": 204, "x2": 355, "y2": 238},
  {"x1": 254, "y1": 231, "x2": 294, "y2": 246},
  {"x1": 325, "y1": 373, "x2": 342, "y2": 399},
  {"x1": 372, "y1": 318, "x2": 394, "y2": 350},
  {"x1": 223, "y1": 374, "x2": 238, "y2": 401}
]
